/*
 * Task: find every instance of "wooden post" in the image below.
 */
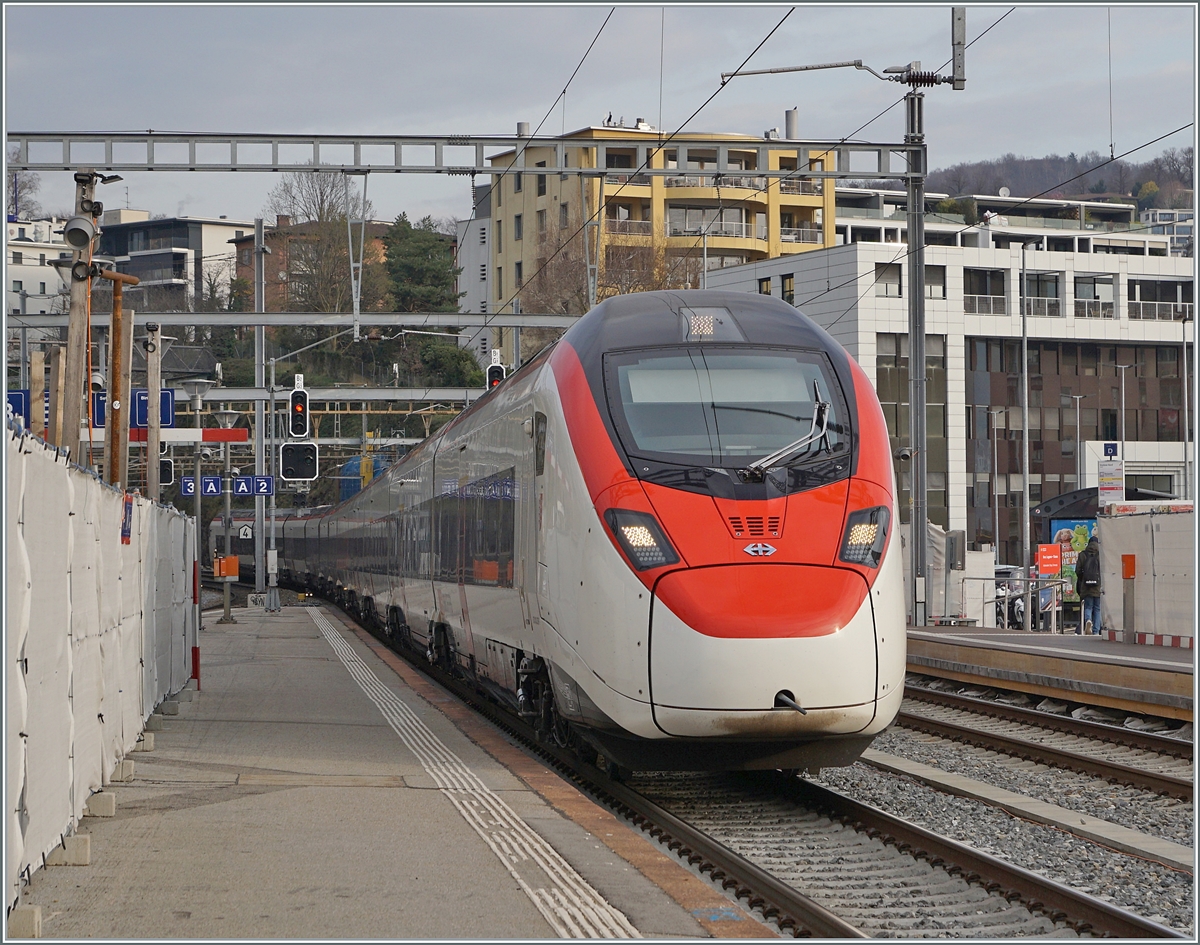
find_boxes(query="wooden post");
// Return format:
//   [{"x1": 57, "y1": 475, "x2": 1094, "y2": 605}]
[
  {"x1": 47, "y1": 346, "x2": 66, "y2": 449},
  {"x1": 29, "y1": 349, "x2": 45, "y2": 438},
  {"x1": 99, "y1": 272, "x2": 140, "y2": 488}
]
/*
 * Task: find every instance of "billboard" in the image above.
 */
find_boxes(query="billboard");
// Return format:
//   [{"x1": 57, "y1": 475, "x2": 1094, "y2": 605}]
[{"x1": 1049, "y1": 518, "x2": 1097, "y2": 603}]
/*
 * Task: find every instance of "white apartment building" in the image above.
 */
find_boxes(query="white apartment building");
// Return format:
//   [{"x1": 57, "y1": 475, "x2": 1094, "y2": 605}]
[
  {"x1": 454, "y1": 184, "x2": 493, "y2": 368},
  {"x1": 1139, "y1": 207, "x2": 1194, "y2": 257},
  {"x1": 6, "y1": 217, "x2": 72, "y2": 317},
  {"x1": 708, "y1": 193, "x2": 1193, "y2": 564}
]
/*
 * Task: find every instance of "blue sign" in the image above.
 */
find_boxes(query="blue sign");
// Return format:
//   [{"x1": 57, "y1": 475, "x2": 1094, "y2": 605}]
[
  {"x1": 7, "y1": 390, "x2": 30, "y2": 426},
  {"x1": 92, "y1": 389, "x2": 176, "y2": 428},
  {"x1": 121, "y1": 493, "x2": 133, "y2": 545},
  {"x1": 233, "y1": 476, "x2": 254, "y2": 496},
  {"x1": 131, "y1": 389, "x2": 176, "y2": 428},
  {"x1": 181, "y1": 477, "x2": 195, "y2": 496},
  {"x1": 254, "y1": 476, "x2": 274, "y2": 496},
  {"x1": 201, "y1": 476, "x2": 222, "y2": 496},
  {"x1": 1103, "y1": 442, "x2": 1118, "y2": 457}
]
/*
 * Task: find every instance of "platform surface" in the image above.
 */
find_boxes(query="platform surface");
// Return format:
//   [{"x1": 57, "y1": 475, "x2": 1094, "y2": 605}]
[{"x1": 15, "y1": 605, "x2": 770, "y2": 940}]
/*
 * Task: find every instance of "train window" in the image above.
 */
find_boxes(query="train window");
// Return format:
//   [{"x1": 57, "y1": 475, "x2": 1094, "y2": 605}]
[
  {"x1": 534, "y1": 412, "x2": 547, "y2": 476},
  {"x1": 605, "y1": 346, "x2": 848, "y2": 473}
]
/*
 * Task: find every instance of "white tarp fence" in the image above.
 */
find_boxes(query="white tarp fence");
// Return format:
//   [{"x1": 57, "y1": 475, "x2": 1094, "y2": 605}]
[
  {"x1": 1098, "y1": 503, "x2": 1195, "y2": 638},
  {"x1": 5, "y1": 418, "x2": 195, "y2": 911}
]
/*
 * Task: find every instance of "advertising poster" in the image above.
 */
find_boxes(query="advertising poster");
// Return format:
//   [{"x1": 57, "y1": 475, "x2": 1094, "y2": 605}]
[{"x1": 1050, "y1": 518, "x2": 1097, "y2": 603}]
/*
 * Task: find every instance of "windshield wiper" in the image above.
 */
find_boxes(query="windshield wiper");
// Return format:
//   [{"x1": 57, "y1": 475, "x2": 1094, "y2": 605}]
[{"x1": 738, "y1": 380, "x2": 830, "y2": 481}]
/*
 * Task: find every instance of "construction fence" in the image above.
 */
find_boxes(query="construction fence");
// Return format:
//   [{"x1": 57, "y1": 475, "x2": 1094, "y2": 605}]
[{"x1": 5, "y1": 414, "x2": 196, "y2": 912}]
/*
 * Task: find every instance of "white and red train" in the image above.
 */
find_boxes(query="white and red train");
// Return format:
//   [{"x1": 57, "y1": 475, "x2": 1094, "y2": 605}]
[{"x1": 269, "y1": 290, "x2": 904, "y2": 771}]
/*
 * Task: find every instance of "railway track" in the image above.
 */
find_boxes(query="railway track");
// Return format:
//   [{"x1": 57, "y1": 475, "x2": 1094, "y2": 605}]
[
  {"x1": 900, "y1": 685, "x2": 1194, "y2": 801},
  {"x1": 323, "y1": 602, "x2": 1184, "y2": 939}
]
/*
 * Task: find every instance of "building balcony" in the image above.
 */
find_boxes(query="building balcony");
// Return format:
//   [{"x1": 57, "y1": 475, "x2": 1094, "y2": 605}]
[
  {"x1": 1022, "y1": 297, "x2": 1062, "y2": 317},
  {"x1": 780, "y1": 226, "x2": 822, "y2": 244},
  {"x1": 779, "y1": 179, "x2": 822, "y2": 195},
  {"x1": 1074, "y1": 299, "x2": 1115, "y2": 319},
  {"x1": 963, "y1": 294, "x2": 1007, "y2": 315},
  {"x1": 666, "y1": 221, "x2": 766, "y2": 240},
  {"x1": 1128, "y1": 300, "x2": 1193, "y2": 321},
  {"x1": 603, "y1": 173, "x2": 652, "y2": 186},
  {"x1": 605, "y1": 219, "x2": 654, "y2": 236}
]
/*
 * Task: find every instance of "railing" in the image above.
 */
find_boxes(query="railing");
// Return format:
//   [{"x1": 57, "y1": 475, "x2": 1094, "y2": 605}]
[
  {"x1": 779, "y1": 179, "x2": 822, "y2": 195},
  {"x1": 780, "y1": 227, "x2": 822, "y2": 244},
  {"x1": 964, "y1": 294, "x2": 1007, "y2": 315},
  {"x1": 667, "y1": 221, "x2": 763, "y2": 239},
  {"x1": 1023, "y1": 297, "x2": 1062, "y2": 317},
  {"x1": 1128, "y1": 301, "x2": 1194, "y2": 321},
  {"x1": 604, "y1": 219, "x2": 653, "y2": 236},
  {"x1": 603, "y1": 173, "x2": 651, "y2": 186},
  {"x1": 1074, "y1": 299, "x2": 1115, "y2": 319}
]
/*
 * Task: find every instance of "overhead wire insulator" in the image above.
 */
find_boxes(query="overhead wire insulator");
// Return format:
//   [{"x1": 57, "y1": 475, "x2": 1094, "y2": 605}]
[{"x1": 906, "y1": 71, "x2": 943, "y2": 88}]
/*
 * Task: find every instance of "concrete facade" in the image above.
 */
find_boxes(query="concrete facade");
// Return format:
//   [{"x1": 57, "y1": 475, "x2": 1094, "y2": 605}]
[{"x1": 454, "y1": 184, "x2": 492, "y2": 368}]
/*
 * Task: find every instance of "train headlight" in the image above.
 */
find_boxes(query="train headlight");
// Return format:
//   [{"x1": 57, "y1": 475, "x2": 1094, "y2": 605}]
[
  {"x1": 604, "y1": 509, "x2": 680, "y2": 571},
  {"x1": 839, "y1": 506, "x2": 890, "y2": 568}
]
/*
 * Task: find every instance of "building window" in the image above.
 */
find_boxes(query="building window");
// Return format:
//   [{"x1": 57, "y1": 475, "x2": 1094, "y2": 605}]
[
  {"x1": 782, "y1": 274, "x2": 795, "y2": 305},
  {"x1": 18, "y1": 228, "x2": 26, "y2": 239},
  {"x1": 924, "y1": 265, "x2": 946, "y2": 299},
  {"x1": 964, "y1": 268, "x2": 1006, "y2": 315},
  {"x1": 12, "y1": 251, "x2": 22, "y2": 265},
  {"x1": 1075, "y1": 275, "x2": 1115, "y2": 318},
  {"x1": 39, "y1": 253, "x2": 46, "y2": 265},
  {"x1": 239, "y1": 249, "x2": 251, "y2": 266},
  {"x1": 513, "y1": 214, "x2": 523, "y2": 241},
  {"x1": 479, "y1": 264, "x2": 487, "y2": 282},
  {"x1": 513, "y1": 172, "x2": 522, "y2": 193},
  {"x1": 537, "y1": 209, "x2": 546, "y2": 233},
  {"x1": 875, "y1": 263, "x2": 901, "y2": 297},
  {"x1": 39, "y1": 282, "x2": 46, "y2": 294},
  {"x1": 536, "y1": 161, "x2": 546, "y2": 196},
  {"x1": 560, "y1": 203, "x2": 569, "y2": 228},
  {"x1": 496, "y1": 267, "x2": 503, "y2": 297},
  {"x1": 1128, "y1": 279, "x2": 1193, "y2": 320},
  {"x1": 758, "y1": 277, "x2": 771, "y2": 296},
  {"x1": 496, "y1": 219, "x2": 502, "y2": 249},
  {"x1": 479, "y1": 226, "x2": 487, "y2": 245},
  {"x1": 1022, "y1": 272, "x2": 1061, "y2": 316},
  {"x1": 514, "y1": 261, "x2": 523, "y2": 287},
  {"x1": 235, "y1": 230, "x2": 244, "y2": 239},
  {"x1": 12, "y1": 280, "x2": 22, "y2": 291}
]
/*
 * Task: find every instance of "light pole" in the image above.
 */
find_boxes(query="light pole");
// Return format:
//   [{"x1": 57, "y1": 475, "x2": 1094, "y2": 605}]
[
  {"x1": 181, "y1": 378, "x2": 214, "y2": 686},
  {"x1": 1116, "y1": 363, "x2": 1135, "y2": 499},
  {"x1": 1070, "y1": 394, "x2": 1086, "y2": 490},
  {"x1": 1019, "y1": 237, "x2": 1040, "y2": 632},
  {"x1": 988, "y1": 408, "x2": 1004, "y2": 565}
]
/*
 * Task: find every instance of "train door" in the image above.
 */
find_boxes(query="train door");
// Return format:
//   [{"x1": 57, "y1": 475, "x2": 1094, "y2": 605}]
[{"x1": 530, "y1": 410, "x2": 556, "y2": 628}]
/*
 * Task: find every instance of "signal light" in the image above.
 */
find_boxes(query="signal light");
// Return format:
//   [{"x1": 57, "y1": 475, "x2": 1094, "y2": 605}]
[
  {"x1": 839, "y1": 506, "x2": 890, "y2": 568},
  {"x1": 289, "y1": 388, "x2": 309, "y2": 438},
  {"x1": 603, "y1": 508, "x2": 679, "y2": 571},
  {"x1": 486, "y1": 364, "x2": 506, "y2": 389},
  {"x1": 280, "y1": 442, "x2": 319, "y2": 481},
  {"x1": 159, "y1": 458, "x2": 174, "y2": 485}
]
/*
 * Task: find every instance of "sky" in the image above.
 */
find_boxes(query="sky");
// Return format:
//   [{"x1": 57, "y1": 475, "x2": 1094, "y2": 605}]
[{"x1": 4, "y1": 3, "x2": 1196, "y2": 225}]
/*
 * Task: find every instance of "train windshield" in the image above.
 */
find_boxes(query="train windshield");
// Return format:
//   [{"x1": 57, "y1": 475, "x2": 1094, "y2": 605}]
[{"x1": 605, "y1": 347, "x2": 848, "y2": 468}]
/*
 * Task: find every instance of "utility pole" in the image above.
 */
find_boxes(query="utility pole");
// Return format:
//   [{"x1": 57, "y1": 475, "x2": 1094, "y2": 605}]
[
  {"x1": 718, "y1": 8, "x2": 967, "y2": 628},
  {"x1": 1020, "y1": 238, "x2": 1038, "y2": 632},
  {"x1": 214, "y1": 407, "x2": 240, "y2": 624},
  {"x1": 60, "y1": 170, "x2": 99, "y2": 463},
  {"x1": 181, "y1": 378, "x2": 214, "y2": 686},
  {"x1": 266, "y1": 359, "x2": 280, "y2": 614},
  {"x1": 99, "y1": 270, "x2": 140, "y2": 489},
  {"x1": 989, "y1": 408, "x2": 1004, "y2": 566},
  {"x1": 145, "y1": 323, "x2": 162, "y2": 501},
  {"x1": 253, "y1": 219, "x2": 268, "y2": 594},
  {"x1": 1071, "y1": 394, "x2": 1086, "y2": 491}
]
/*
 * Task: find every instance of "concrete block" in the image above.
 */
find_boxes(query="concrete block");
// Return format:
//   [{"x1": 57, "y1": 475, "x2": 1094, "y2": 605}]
[
  {"x1": 132, "y1": 732, "x2": 155, "y2": 751},
  {"x1": 176, "y1": 690, "x2": 194, "y2": 702},
  {"x1": 45, "y1": 834, "x2": 90, "y2": 866},
  {"x1": 7, "y1": 904, "x2": 42, "y2": 937},
  {"x1": 159, "y1": 701, "x2": 180, "y2": 716},
  {"x1": 184, "y1": 678, "x2": 198, "y2": 691},
  {"x1": 111, "y1": 760, "x2": 135, "y2": 782},
  {"x1": 144, "y1": 715, "x2": 163, "y2": 731},
  {"x1": 84, "y1": 792, "x2": 116, "y2": 818}
]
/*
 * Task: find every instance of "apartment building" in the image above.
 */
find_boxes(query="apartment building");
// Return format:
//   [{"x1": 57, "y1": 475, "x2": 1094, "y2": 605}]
[
  {"x1": 454, "y1": 184, "x2": 493, "y2": 368},
  {"x1": 485, "y1": 121, "x2": 837, "y2": 360},
  {"x1": 6, "y1": 217, "x2": 72, "y2": 317},
  {"x1": 707, "y1": 193, "x2": 1192, "y2": 564},
  {"x1": 1139, "y1": 207, "x2": 1194, "y2": 258}
]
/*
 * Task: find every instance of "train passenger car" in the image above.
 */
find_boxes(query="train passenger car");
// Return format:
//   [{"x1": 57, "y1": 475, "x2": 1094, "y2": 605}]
[{"x1": 290, "y1": 290, "x2": 905, "y2": 772}]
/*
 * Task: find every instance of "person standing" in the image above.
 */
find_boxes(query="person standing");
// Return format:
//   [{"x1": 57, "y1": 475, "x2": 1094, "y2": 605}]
[{"x1": 1075, "y1": 537, "x2": 1102, "y2": 635}]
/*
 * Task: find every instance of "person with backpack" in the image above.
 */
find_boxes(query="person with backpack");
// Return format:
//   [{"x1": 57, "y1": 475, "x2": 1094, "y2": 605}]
[{"x1": 1075, "y1": 537, "x2": 1102, "y2": 635}]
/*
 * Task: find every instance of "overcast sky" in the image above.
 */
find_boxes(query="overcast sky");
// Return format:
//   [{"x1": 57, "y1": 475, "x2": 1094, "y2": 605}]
[{"x1": 5, "y1": 3, "x2": 1196, "y2": 224}]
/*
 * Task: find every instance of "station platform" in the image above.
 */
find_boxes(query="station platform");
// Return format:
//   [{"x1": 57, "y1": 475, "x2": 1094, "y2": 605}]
[
  {"x1": 907, "y1": 625, "x2": 1194, "y2": 722},
  {"x1": 13, "y1": 605, "x2": 772, "y2": 940}
]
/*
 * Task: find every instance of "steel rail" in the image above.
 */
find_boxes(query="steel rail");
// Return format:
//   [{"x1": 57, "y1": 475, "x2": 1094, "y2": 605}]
[
  {"x1": 317, "y1": 597, "x2": 1184, "y2": 938},
  {"x1": 895, "y1": 710, "x2": 1193, "y2": 801},
  {"x1": 905, "y1": 684, "x2": 1193, "y2": 760},
  {"x1": 784, "y1": 777, "x2": 1187, "y2": 939}
]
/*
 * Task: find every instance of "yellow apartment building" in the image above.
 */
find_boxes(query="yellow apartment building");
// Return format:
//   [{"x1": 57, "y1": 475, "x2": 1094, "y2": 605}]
[{"x1": 486, "y1": 123, "x2": 836, "y2": 356}]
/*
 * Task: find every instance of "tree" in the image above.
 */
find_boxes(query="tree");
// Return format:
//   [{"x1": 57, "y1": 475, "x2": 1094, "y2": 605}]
[
  {"x1": 383, "y1": 213, "x2": 463, "y2": 312},
  {"x1": 6, "y1": 146, "x2": 43, "y2": 219}
]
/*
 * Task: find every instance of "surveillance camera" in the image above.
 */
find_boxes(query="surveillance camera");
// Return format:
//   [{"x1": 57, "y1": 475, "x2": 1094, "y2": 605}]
[
  {"x1": 896, "y1": 447, "x2": 914, "y2": 461},
  {"x1": 231, "y1": 467, "x2": 240, "y2": 477},
  {"x1": 202, "y1": 448, "x2": 215, "y2": 461},
  {"x1": 63, "y1": 215, "x2": 96, "y2": 250}
]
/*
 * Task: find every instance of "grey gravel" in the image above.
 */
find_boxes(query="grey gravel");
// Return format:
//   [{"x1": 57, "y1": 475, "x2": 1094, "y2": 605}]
[
  {"x1": 814, "y1": 762, "x2": 1195, "y2": 936},
  {"x1": 876, "y1": 724, "x2": 1195, "y2": 846}
]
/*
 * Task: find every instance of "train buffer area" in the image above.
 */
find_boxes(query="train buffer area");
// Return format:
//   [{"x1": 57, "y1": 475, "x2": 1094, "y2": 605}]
[
  {"x1": 11, "y1": 604, "x2": 774, "y2": 940},
  {"x1": 907, "y1": 625, "x2": 1194, "y2": 722}
]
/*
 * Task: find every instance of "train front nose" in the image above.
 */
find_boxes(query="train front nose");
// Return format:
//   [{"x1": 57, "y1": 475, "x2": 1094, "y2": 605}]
[{"x1": 647, "y1": 562, "x2": 892, "y2": 737}]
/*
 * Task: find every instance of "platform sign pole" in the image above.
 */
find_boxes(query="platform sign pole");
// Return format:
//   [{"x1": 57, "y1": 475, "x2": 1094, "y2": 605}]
[
  {"x1": 146, "y1": 324, "x2": 161, "y2": 501},
  {"x1": 1122, "y1": 554, "x2": 1137, "y2": 645},
  {"x1": 266, "y1": 359, "x2": 280, "y2": 613}
]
